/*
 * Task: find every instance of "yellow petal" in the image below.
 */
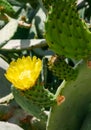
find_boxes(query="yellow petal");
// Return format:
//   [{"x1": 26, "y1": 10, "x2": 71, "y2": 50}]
[{"x1": 5, "y1": 56, "x2": 42, "y2": 90}]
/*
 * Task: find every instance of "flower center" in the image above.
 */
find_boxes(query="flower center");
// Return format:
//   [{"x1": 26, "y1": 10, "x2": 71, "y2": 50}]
[{"x1": 19, "y1": 70, "x2": 31, "y2": 80}]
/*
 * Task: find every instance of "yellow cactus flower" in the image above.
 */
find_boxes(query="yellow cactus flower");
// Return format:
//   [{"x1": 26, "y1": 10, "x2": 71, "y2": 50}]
[{"x1": 5, "y1": 56, "x2": 42, "y2": 90}]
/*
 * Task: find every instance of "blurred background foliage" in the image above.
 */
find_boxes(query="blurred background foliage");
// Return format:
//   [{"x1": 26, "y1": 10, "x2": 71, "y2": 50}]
[{"x1": 0, "y1": 0, "x2": 91, "y2": 129}]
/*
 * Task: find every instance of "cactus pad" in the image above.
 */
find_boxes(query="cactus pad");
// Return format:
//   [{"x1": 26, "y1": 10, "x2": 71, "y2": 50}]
[
  {"x1": 22, "y1": 85, "x2": 56, "y2": 108},
  {"x1": 12, "y1": 86, "x2": 47, "y2": 121},
  {"x1": 45, "y1": 0, "x2": 91, "y2": 59},
  {"x1": 47, "y1": 61, "x2": 91, "y2": 130},
  {"x1": 12, "y1": 85, "x2": 56, "y2": 120},
  {"x1": 48, "y1": 55, "x2": 78, "y2": 81},
  {"x1": 0, "y1": 0, "x2": 15, "y2": 15}
]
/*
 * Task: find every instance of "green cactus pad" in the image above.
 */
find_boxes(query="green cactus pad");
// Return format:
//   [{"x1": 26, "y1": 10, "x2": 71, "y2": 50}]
[
  {"x1": 22, "y1": 85, "x2": 56, "y2": 108},
  {"x1": 12, "y1": 86, "x2": 47, "y2": 121},
  {"x1": 45, "y1": 0, "x2": 91, "y2": 59},
  {"x1": 47, "y1": 61, "x2": 91, "y2": 130},
  {"x1": 12, "y1": 85, "x2": 56, "y2": 118},
  {"x1": 0, "y1": 0, "x2": 15, "y2": 15},
  {"x1": 80, "y1": 105, "x2": 91, "y2": 130},
  {"x1": 48, "y1": 55, "x2": 78, "y2": 81}
]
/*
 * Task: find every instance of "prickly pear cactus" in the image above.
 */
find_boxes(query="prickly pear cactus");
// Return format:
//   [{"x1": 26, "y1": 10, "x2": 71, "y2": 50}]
[
  {"x1": 45, "y1": 0, "x2": 91, "y2": 59},
  {"x1": 12, "y1": 85, "x2": 56, "y2": 120},
  {"x1": 48, "y1": 55, "x2": 78, "y2": 81},
  {"x1": 20, "y1": 85, "x2": 56, "y2": 108},
  {"x1": 47, "y1": 61, "x2": 91, "y2": 130}
]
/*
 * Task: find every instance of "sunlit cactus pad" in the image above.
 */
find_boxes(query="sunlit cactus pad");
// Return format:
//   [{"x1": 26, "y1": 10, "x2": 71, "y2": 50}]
[{"x1": 45, "y1": 0, "x2": 91, "y2": 59}]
